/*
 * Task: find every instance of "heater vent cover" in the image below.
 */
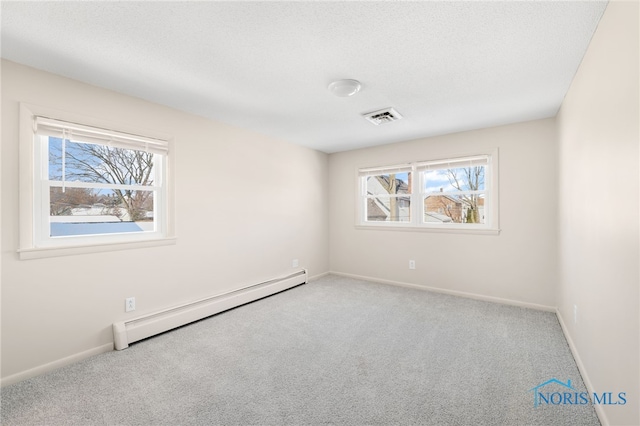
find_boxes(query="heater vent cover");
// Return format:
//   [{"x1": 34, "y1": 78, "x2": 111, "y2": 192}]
[{"x1": 362, "y1": 108, "x2": 403, "y2": 125}]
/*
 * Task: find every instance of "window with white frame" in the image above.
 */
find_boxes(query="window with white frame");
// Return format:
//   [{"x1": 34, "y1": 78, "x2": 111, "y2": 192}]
[
  {"x1": 20, "y1": 109, "x2": 174, "y2": 258},
  {"x1": 361, "y1": 165, "x2": 413, "y2": 223},
  {"x1": 358, "y1": 153, "x2": 498, "y2": 232}
]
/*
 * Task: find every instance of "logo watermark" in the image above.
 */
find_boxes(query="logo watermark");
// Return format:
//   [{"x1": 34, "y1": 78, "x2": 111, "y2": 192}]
[{"x1": 529, "y1": 378, "x2": 626, "y2": 407}]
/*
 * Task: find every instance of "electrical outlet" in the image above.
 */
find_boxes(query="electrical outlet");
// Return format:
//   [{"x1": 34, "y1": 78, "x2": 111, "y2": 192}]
[
  {"x1": 573, "y1": 305, "x2": 577, "y2": 324},
  {"x1": 292, "y1": 259, "x2": 299, "y2": 268},
  {"x1": 125, "y1": 297, "x2": 136, "y2": 312},
  {"x1": 409, "y1": 260, "x2": 416, "y2": 270}
]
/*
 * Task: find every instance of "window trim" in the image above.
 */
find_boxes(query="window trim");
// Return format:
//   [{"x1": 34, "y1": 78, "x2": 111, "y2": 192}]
[
  {"x1": 355, "y1": 150, "x2": 500, "y2": 235},
  {"x1": 19, "y1": 103, "x2": 176, "y2": 260}
]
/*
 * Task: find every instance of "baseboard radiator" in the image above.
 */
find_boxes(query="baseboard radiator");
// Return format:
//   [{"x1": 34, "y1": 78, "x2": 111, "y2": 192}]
[{"x1": 113, "y1": 269, "x2": 307, "y2": 350}]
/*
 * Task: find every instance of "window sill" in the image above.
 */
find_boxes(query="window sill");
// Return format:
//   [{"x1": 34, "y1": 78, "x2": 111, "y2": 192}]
[
  {"x1": 18, "y1": 237, "x2": 177, "y2": 260},
  {"x1": 355, "y1": 225, "x2": 500, "y2": 236}
]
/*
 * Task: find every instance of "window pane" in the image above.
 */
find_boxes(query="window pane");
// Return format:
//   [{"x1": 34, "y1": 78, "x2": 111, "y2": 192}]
[
  {"x1": 48, "y1": 137, "x2": 155, "y2": 186},
  {"x1": 366, "y1": 172, "x2": 411, "y2": 195},
  {"x1": 424, "y1": 194, "x2": 485, "y2": 224},
  {"x1": 423, "y1": 166, "x2": 485, "y2": 192},
  {"x1": 49, "y1": 187, "x2": 154, "y2": 237},
  {"x1": 366, "y1": 196, "x2": 411, "y2": 222},
  {"x1": 48, "y1": 137, "x2": 63, "y2": 180}
]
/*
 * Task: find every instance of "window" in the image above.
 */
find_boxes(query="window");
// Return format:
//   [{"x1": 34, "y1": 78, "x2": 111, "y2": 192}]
[
  {"x1": 361, "y1": 165, "x2": 412, "y2": 223},
  {"x1": 19, "y1": 105, "x2": 175, "y2": 259},
  {"x1": 419, "y1": 156, "x2": 488, "y2": 225},
  {"x1": 358, "y1": 152, "x2": 499, "y2": 233}
]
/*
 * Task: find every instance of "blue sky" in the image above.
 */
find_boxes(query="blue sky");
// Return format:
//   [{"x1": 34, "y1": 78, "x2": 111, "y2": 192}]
[{"x1": 424, "y1": 167, "x2": 485, "y2": 193}]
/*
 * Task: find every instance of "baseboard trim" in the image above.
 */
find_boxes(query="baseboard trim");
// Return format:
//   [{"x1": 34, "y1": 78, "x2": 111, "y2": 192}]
[
  {"x1": 1, "y1": 342, "x2": 114, "y2": 388},
  {"x1": 556, "y1": 309, "x2": 608, "y2": 426},
  {"x1": 309, "y1": 271, "x2": 330, "y2": 281},
  {"x1": 329, "y1": 271, "x2": 557, "y2": 312}
]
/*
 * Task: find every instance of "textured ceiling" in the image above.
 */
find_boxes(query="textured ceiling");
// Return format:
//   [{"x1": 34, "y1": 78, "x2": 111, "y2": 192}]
[{"x1": 1, "y1": 1, "x2": 607, "y2": 153}]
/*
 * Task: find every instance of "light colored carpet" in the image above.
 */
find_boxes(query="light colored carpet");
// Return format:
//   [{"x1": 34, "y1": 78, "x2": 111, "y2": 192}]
[{"x1": 1, "y1": 275, "x2": 600, "y2": 425}]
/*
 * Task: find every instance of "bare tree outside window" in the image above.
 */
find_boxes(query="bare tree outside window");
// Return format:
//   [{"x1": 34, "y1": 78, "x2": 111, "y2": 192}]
[
  {"x1": 445, "y1": 166, "x2": 484, "y2": 223},
  {"x1": 423, "y1": 164, "x2": 486, "y2": 224},
  {"x1": 50, "y1": 187, "x2": 97, "y2": 216},
  {"x1": 49, "y1": 138, "x2": 154, "y2": 222}
]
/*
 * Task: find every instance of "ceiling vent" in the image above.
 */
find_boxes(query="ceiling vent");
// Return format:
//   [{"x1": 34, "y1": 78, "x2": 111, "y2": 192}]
[{"x1": 362, "y1": 108, "x2": 403, "y2": 125}]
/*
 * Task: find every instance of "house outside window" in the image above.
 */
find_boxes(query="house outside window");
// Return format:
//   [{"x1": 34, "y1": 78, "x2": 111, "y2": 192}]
[
  {"x1": 421, "y1": 157, "x2": 487, "y2": 224},
  {"x1": 357, "y1": 152, "x2": 499, "y2": 234}
]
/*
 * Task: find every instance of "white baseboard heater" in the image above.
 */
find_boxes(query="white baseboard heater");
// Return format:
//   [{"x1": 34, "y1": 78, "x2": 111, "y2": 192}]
[{"x1": 113, "y1": 269, "x2": 307, "y2": 350}]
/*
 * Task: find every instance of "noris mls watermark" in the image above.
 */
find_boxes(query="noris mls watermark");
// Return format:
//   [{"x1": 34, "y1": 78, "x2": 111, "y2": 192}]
[{"x1": 529, "y1": 378, "x2": 626, "y2": 408}]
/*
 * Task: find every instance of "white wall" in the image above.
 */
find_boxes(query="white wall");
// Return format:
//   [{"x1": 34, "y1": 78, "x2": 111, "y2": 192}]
[
  {"x1": 329, "y1": 118, "x2": 558, "y2": 308},
  {"x1": 557, "y1": 1, "x2": 639, "y2": 425},
  {"x1": 1, "y1": 60, "x2": 330, "y2": 383}
]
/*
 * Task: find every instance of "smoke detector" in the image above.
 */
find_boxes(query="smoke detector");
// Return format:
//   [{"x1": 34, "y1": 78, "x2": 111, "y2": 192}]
[{"x1": 362, "y1": 108, "x2": 403, "y2": 125}]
